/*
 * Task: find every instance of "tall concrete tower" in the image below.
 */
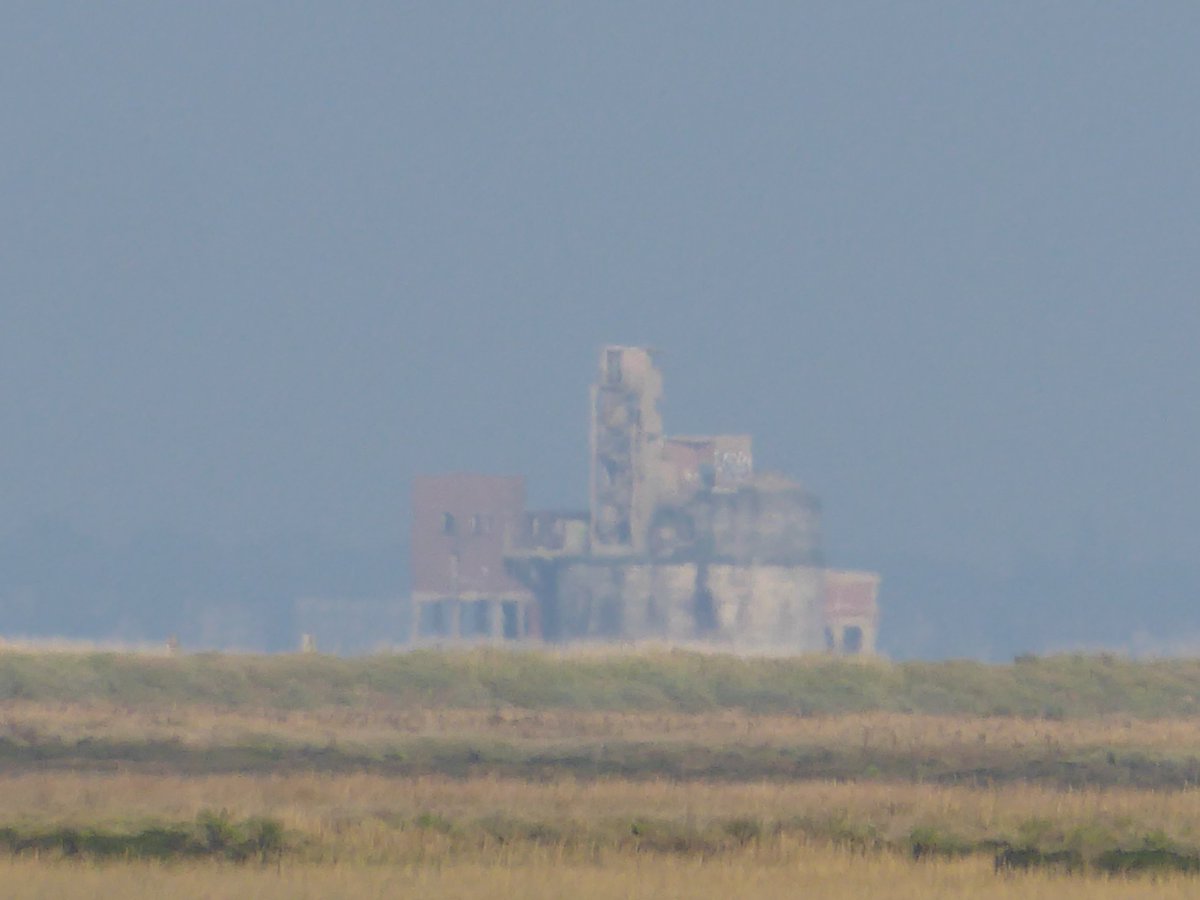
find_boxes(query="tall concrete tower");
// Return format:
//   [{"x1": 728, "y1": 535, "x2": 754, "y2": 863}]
[{"x1": 588, "y1": 346, "x2": 665, "y2": 555}]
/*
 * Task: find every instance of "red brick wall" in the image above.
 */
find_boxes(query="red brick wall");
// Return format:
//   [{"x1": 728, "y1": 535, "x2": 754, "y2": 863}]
[
  {"x1": 824, "y1": 570, "x2": 880, "y2": 620},
  {"x1": 411, "y1": 474, "x2": 527, "y2": 595}
]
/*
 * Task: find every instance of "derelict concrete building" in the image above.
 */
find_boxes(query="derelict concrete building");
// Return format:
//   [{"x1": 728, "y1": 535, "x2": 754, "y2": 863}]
[{"x1": 411, "y1": 346, "x2": 879, "y2": 654}]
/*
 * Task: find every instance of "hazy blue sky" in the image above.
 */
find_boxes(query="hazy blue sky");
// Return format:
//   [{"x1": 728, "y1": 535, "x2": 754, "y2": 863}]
[{"x1": 4, "y1": 5, "x2": 1199, "y2": 592}]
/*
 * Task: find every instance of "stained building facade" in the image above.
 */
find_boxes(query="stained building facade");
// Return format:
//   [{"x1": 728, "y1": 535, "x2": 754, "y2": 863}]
[
  {"x1": 410, "y1": 474, "x2": 536, "y2": 641},
  {"x1": 411, "y1": 346, "x2": 880, "y2": 653}
]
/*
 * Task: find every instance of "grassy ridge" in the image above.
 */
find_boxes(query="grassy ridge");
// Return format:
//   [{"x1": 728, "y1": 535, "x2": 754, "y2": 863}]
[{"x1": 1, "y1": 648, "x2": 1199, "y2": 717}]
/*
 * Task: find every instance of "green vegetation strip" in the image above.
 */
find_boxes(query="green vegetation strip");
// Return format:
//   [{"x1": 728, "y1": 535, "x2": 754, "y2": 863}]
[
  {"x1": 2, "y1": 649, "x2": 1200, "y2": 718},
  {"x1": 398, "y1": 810, "x2": 1200, "y2": 876},
  {"x1": 0, "y1": 813, "x2": 284, "y2": 863},
  {"x1": 2, "y1": 807, "x2": 1196, "y2": 877},
  {"x1": 0, "y1": 734, "x2": 1196, "y2": 789}
]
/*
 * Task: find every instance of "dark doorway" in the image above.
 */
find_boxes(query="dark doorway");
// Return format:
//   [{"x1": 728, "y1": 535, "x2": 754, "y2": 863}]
[{"x1": 843, "y1": 625, "x2": 863, "y2": 654}]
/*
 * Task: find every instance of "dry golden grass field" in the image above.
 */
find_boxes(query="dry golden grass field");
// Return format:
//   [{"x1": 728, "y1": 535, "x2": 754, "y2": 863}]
[
  {"x1": 2, "y1": 649, "x2": 1200, "y2": 895},
  {"x1": 5, "y1": 851, "x2": 1200, "y2": 900}
]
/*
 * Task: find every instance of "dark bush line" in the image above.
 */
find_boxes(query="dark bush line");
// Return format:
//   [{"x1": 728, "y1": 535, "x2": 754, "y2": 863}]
[
  {"x1": 1094, "y1": 846, "x2": 1200, "y2": 875},
  {"x1": 406, "y1": 811, "x2": 1200, "y2": 877},
  {"x1": 917, "y1": 829, "x2": 1200, "y2": 877},
  {"x1": 991, "y1": 843, "x2": 1200, "y2": 876},
  {"x1": 993, "y1": 845, "x2": 1083, "y2": 873},
  {"x1": 0, "y1": 813, "x2": 285, "y2": 863},
  {"x1": 2, "y1": 734, "x2": 1199, "y2": 791}
]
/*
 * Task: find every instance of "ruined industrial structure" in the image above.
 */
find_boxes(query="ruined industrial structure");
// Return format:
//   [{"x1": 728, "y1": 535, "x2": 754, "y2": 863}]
[{"x1": 411, "y1": 346, "x2": 879, "y2": 654}]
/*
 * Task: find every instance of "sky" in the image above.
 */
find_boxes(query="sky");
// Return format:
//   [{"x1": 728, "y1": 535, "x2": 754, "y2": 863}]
[{"x1": 3, "y1": 5, "x2": 1200, "y2": 653}]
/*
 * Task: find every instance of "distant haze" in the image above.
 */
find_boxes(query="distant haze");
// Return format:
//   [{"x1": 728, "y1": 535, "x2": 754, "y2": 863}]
[{"x1": 3, "y1": 5, "x2": 1199, "y2": 657}]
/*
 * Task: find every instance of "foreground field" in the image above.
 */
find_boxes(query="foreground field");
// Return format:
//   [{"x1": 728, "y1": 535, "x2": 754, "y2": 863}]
[
  {"x1": 2, "y1": 648, "x2": 1200, "y2": 894},
  {"x1": 4, "y1": 771, "x2": 1200, "y2": 863},
  {"x1": 4, "y1": 850, "x2": 1200, "y2": 900}
]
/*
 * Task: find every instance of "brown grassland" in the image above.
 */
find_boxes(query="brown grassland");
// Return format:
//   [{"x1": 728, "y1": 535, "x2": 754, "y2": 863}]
[
  {"x1": 2, "y1": 649, "x2": 1200, "y2": 896},
  {"x1": 5, "y1": 851, "x2": 1200, "y2": 900}
]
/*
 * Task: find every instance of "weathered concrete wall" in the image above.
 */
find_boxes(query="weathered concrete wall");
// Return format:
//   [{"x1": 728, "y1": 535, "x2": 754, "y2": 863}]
[
  {"x1": 685, "y1": 478, "x2": 822, "y2": 565},
  {"x1": 548, "y1": 557, "x2": 823, "y2": 651},
  {"x1": 621, "y1": 563, "x2": 700, "y2": 639},
  {"x1": 554, "y1": 561, "x2": 698, "y2": 641},
  {"x1": 707, "y1": 563, "x2": 825, "y2": 651}
]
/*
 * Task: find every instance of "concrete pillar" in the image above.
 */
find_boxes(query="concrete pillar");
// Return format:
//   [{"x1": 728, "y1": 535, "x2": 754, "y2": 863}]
[
  {"x1": 859, "y1": 622, "x2": 877, "y2": 655},
  {"x1": 831, "y1": 623, "x2": 845, "y2": 653},
  {"x1": 449, "y1": 599, "x2": 462, "y2": 640},
  {"x1": 490, "y1": 598, "x2": 504, "y2": 641}
]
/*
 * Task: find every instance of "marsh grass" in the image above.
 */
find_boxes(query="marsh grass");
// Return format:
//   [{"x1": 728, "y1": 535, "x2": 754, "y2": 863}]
[
  {"x1": 1, "y1": 700, "x2": 1199, "y2": 787},
  {"x1": 2, "y1": 772, "x2": 1200, "y2": 873},
  {"x1": 4, "y1": 649, "x2": 1200, "y2": 891},
  {"x1": 3, "y1": 648, "x2": 1200, "y2": 718}
]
